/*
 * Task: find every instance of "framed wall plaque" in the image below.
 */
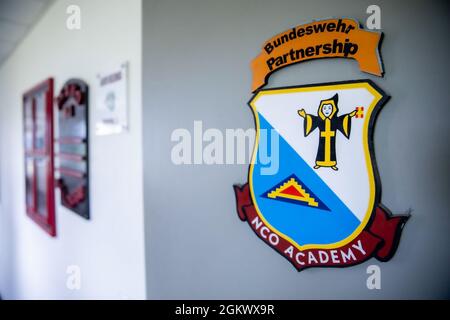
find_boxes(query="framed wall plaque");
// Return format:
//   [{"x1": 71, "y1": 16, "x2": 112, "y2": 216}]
[
  {"x1": 23, "y1": 78, "x2": 56, "y2": 236},
  {"x1": 55, "y1": 79, "x2": 90, "y2": 219}
]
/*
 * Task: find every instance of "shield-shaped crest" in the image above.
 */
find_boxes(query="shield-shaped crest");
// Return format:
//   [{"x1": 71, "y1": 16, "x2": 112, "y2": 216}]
[{"x1": 234, "y1": 80, "x2": 409, "y2": 270}]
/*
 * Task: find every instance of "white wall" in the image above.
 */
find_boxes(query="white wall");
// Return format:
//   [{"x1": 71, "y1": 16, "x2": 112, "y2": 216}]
[{"x1": 0, "y1": 0, "x2": 146, "y2": 299}]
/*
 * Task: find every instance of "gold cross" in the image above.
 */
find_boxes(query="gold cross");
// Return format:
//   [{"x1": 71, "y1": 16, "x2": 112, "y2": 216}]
[{"x1": 321, "y1": 119, "x2": 335, "y2": 162}]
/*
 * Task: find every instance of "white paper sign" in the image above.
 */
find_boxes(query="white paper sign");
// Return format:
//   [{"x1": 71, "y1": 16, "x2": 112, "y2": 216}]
[{"x1": 95, "y1": 62, "x2": 128, "y2": 135}]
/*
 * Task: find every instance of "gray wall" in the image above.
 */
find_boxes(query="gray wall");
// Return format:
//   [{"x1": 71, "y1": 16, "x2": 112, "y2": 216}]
[{"x1": 143, "y1": 0, "x2": 450, "y2": 299}]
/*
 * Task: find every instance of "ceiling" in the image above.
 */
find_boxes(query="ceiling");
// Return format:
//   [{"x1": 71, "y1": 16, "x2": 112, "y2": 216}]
[{"x1": 0, "y1": 0, "x2": 53, "y2": 67}]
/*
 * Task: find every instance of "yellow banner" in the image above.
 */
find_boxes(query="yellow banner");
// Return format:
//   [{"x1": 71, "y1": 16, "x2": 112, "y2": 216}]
[{"x1": 251, "y1": 19, "x2": 383, "y2": 92}]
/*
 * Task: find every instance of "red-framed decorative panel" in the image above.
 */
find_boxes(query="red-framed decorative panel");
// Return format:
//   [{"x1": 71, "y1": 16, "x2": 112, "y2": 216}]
[{"x1": 23, "y1": 78, "x2": 56, "y2": 236}]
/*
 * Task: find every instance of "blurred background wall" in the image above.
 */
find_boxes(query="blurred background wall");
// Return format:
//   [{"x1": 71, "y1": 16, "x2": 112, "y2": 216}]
[{"x1": 0, "y1": 0, "x2": 146, "y2": 299}]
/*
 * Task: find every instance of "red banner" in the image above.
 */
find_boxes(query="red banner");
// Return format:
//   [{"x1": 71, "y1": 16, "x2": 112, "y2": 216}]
[{"x1": 234, "y1": 183, "x2": 408, "y2": 270}]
